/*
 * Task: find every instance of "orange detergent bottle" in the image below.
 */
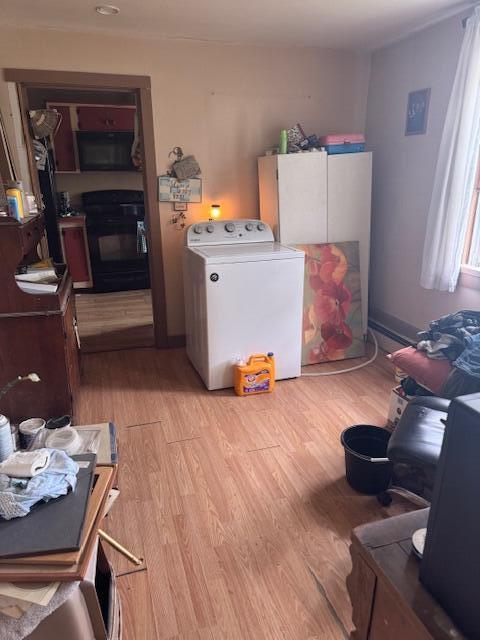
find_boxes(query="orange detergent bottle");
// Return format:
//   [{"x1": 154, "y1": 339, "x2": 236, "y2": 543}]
[{"x1": 234, "y1": 353, "x2": 275, "y2": 396}]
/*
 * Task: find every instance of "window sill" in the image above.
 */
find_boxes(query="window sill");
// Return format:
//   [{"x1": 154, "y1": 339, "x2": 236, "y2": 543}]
[
  {"x1": 461, "y1": 264, "x2": 480, "y2": 277},
  {"x1": 459, "y1": 264, "x2": 480, "y2": 290}
]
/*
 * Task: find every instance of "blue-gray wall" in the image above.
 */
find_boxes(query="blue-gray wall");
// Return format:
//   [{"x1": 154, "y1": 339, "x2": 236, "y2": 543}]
[{"x1": 366, "y1": 10, "x2": 479, "y2": 336}]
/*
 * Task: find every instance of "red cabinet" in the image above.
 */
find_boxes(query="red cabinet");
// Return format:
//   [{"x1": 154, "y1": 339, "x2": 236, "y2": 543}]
[
  {"x1": 50, "y1": 104, "x2": 77, "y2": 172},
  {"x1": 77, "y1": 106, "x2": 135, "y2": 132},
  {"x1": 59, "y1": 216, "x2": 93, "y2": 289}
]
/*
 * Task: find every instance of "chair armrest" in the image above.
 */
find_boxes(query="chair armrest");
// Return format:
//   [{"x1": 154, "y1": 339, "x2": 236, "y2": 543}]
[{"x1": 408, "y1": 396, "x2": 451, "y2": 414}]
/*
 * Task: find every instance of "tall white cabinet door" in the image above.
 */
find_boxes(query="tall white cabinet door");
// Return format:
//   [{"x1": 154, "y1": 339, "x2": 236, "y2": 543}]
[
  {"x1": 276, "y1": 153, "x2": 328, "y2": 244},
  {"x1": 327, "y1": 152, "x2": 372, "y2": 335},
  {"x1": 258, "y1": 155, "x2": 280, "y2": 237}
]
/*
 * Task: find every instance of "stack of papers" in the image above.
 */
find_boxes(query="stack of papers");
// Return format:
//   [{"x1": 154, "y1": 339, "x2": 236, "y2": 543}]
[
  {"x1": 15, "y1": 268, "x2": 57, "y2": 284},
  {"x1": 16, "y1": 281, "x2": 59, "y2": 294},
  {"x1": 15, "y1": 261, "x2": 60, "y2": 294},
  {"x1": 0, "y1": 582, "x2": 59, "y2": 618}
]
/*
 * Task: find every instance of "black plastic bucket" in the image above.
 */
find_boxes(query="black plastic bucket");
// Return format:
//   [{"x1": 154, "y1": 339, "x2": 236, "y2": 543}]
[{"x1": 340, "y1": 425, "x2": 392, "y2": 495}]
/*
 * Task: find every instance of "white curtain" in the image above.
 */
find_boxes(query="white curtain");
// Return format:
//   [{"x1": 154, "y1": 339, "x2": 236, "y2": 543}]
[
  {"x1": 468, "y1": 195, "x2": 480, "y2": 266},
  {"x1": 420, "y1": 7, "x2": 480, "y2": 292}
]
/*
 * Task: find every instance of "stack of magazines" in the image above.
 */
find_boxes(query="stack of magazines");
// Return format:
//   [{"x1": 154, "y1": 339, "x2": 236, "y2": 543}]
[{"x1": 15, "y1": 260, "x2": 60, "y2": 294}]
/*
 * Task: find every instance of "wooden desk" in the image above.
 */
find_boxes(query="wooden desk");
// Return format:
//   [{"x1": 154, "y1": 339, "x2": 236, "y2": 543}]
[{"x1": 347, "y1": 509, "x2": 464, "y2": 640}]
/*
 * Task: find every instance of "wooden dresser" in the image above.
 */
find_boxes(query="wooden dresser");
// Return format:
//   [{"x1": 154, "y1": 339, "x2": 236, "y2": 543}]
[
  {"x1": 0, "y1": 214, "x2": 80, "y2": 422},
  {"x1": 347, "y1": 509, "x2": 464, "y2": 640}
]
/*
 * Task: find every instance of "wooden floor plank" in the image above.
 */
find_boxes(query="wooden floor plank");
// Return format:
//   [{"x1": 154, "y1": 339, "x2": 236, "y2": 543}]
[
  {"x1": 75, "y1": 346, "x2": 412, "y2": 639},
  {"x1": 117, "y1": 570, "x2": 159, "y2": 640},
  {"x1": 76, "y1": 289, "x2": 154, "y2": 353}
]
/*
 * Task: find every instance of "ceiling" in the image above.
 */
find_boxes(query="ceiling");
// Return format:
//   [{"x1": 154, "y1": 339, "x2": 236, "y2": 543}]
[{"x1": 1, "y1": 0, "x2": 474, "y2": 51}]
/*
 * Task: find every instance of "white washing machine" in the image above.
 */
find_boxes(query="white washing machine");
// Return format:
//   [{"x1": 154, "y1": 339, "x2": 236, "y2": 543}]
[{"x1": 183, "y1": 219, "x2": 304, "y2": 390}]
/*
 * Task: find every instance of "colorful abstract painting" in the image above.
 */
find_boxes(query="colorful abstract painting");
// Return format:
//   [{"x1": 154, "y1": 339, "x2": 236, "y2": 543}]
[{"x1": 295, "y1": 242, "x2": 365, "y2": 365}]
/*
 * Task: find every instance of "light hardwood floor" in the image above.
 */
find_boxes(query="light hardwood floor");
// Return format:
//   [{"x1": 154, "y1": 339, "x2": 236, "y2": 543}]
[
  {"x1": 75, "y1": 289, "x2": 154, "y2": 353},
  {"x1": 75, "y1": 347, "x2": 410, "y2": 640}
]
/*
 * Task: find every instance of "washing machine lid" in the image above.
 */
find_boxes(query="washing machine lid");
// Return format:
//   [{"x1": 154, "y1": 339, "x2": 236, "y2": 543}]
[{"x1": 189, "y1": 242, "x2": 304, "y2": 264}]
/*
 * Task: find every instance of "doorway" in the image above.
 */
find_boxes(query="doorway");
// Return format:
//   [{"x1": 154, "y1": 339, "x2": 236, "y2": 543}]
[{"x1": 4, "y1": 69, "x2": 168, "y2": 352}]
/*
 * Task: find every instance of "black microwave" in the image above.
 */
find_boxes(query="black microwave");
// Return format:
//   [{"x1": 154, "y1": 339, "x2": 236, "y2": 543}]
[{"x1": 76, "y1": 131, "x2": 135, "y2": 171}]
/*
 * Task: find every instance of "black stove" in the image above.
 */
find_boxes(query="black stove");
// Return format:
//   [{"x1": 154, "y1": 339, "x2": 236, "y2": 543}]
[{"x1": 82, "y1": 190, "x2": 150, "y2": 293}]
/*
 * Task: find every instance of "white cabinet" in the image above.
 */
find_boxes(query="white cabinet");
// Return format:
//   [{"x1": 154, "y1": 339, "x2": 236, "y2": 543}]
[
  {"x1": 327, "y1": 152, "x2": 372, "y2": 335},
  {"x1": 258, "y1": 152, "x2": 328, "y2": 244},
  {"x1": 258, "y1": 151, "x2": 372, "y2": 334}
]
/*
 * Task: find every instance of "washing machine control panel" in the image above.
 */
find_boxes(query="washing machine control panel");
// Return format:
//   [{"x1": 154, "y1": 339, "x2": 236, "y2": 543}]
[{"x1": 186, "y1": 220, "x2": 274, "y2": 245}]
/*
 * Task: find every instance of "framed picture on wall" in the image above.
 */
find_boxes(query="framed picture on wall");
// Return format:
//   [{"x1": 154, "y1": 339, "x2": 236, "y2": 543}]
[
  {"x1": 173, "y1": 201, "x2": 188, "y2": 211},
  {"x1": 158, "y1": 176, "x2": 202, "y2": 203},
  {"x1": 405, "y1": 88, "x2": 431, "y2": 136}
]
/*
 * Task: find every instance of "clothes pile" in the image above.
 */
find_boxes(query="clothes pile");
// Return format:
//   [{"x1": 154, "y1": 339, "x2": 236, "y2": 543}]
[
  {"x1": 417, "y1": 310, "x2": 480, "y2": 360},
  {"x1": 416, "y1": 310, "x2": 480, "y2": 398},
  {"x1": 0, "y1": 449, "x2": 78, "y2": 520}
]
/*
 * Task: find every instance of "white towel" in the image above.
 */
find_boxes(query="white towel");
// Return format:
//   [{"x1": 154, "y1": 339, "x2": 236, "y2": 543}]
[{"x1": 0, "y1": 450, "x2": 51, "y2": 478}]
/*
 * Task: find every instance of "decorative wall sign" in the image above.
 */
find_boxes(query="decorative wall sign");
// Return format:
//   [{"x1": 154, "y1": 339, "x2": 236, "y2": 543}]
[
  {"x1": 405, "y1": 88, "x2": 431, "y2": 136},
  {"x1": 170, "y1": 211, "x2": 187, "y2": 230},
  {"x1": 158, "y1": 176, "x2": 202, "y2": 203}
]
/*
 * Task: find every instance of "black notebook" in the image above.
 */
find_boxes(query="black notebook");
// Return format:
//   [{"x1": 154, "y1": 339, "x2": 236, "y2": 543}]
[{"x1": 0, "y1": 453, "x2": 96, "y2": 559}]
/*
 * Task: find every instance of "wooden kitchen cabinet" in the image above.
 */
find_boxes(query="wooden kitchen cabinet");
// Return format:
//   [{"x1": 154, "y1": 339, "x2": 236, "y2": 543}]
[
  {"x1": 59, "y1": 216, "x2": 93, "y2": 289},
  {"x1": 76, "y1": 106, "x2": 135, "y2": 132},
  {"x1": 49, "y1": 104, "x2": 77, "y2": 172},
  {"x1": 47, "y1": 103, "x2": 136, "y2": 173}
]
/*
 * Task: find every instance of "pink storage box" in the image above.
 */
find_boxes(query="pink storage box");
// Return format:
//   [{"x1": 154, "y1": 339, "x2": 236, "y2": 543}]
[{"x1": 319, "y1": 133, "x2": 365, "y2": 146}]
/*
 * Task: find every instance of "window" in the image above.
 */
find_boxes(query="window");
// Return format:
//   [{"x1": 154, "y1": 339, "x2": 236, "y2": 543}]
[
  {"x1": 462, "y1": 152, "x2": 480, "y2": 271},
  {"x1": 420, "y1": 9, "x2": 480, "y2": 292}
]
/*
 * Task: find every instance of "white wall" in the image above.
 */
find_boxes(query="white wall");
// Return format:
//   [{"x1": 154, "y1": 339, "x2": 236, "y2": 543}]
[
  {"x1": 0, "y1": 25, "x2": 371, "y2": 337},
  {"x1": 366, "y1": 11, "x2": 479, "y2": 336}
]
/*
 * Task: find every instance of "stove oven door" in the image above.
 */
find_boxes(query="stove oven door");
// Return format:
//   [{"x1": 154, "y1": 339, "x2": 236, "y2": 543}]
[{"x1": 86, "y1": 217, "x2": 150, "y2": 292}]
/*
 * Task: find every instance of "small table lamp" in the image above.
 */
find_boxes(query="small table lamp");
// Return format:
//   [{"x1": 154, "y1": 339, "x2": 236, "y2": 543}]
[{"x1": 210, "y1": 204, "x2": 221, "y2": 220}]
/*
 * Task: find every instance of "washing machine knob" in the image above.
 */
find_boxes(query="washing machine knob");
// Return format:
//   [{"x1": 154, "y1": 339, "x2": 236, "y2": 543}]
[
  {"x1": 257, "y1": 222, "x2": 265, "y2": 231},
  {"x1": 245, "y1": 222, "x2": 254, "y2": 231},
  {"x1": 206, "y1": 224, "x2": 215, "y2": 233},
  {"x1": 193, "y1": 224, "x2": 203, "y2": 234},
  {"x1": 225, "y1": 222, "x2": 235, "y2": 233}
]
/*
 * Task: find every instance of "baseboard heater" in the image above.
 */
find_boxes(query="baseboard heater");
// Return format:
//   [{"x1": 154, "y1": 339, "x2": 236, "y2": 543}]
[{"x1": 368, "y1": 319, "x2": 415, "y2": 348}]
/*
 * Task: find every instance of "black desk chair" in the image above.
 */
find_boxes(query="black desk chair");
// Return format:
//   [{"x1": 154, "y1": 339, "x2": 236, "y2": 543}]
[{"x1": 377, "y1": 396, "x2": 450, "y2": 506}]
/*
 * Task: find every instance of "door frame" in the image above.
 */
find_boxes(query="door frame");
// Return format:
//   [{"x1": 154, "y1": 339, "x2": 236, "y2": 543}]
[{"x1": 3, "y1": 68, "x2": 168, "y2": 348}]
